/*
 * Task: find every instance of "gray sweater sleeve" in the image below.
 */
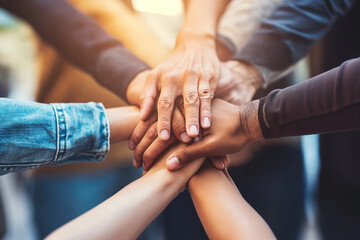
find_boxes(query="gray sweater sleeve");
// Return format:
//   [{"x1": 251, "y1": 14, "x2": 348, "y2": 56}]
[{"x1": 232, "y1": 0, "x2": 356, "y2": 74}]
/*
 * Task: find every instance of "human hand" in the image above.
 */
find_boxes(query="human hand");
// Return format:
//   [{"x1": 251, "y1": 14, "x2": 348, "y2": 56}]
[
  {"x1": 165, "y1": 98, "x2": 263, "y2": 170},
  {"x1": 216, "y1": 60, "x2": 263, "y2": 105},
  {"x1": 126, "y1": 69, "x2": 150, "y2": 106},
  {"x1": 132, "y1": 97, "x2": 229, "y2": 171},
  {"x1": 139, "y1": 31, "x2": 220, "y2": 141}
]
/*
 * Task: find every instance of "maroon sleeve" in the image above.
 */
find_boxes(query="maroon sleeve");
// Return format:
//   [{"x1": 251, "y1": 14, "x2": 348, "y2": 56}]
[
  {"x1": 258, "y1": 58, "x2": 360, "y2": 138},
  {"x1": 1, "y1": 0, "x2": 149, "y2": 101}
]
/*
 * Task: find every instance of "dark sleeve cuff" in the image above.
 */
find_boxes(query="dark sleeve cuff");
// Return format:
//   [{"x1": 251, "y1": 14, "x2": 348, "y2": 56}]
[
  {"x1": 231, "y1": 34, "x2": 293, "y2": 71},
  {"x1": 258, "y1": 97, "x2": 272, "y2": 139}
]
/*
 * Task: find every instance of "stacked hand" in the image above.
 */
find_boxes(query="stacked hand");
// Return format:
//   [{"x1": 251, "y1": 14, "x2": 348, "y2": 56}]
[{"x1": 125, "y1": 32, "x2": 264, "y2": 171}]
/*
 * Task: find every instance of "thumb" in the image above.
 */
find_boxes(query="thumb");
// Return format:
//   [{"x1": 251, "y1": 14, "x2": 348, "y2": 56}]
[
  {"x1": 140, "y1": 79, "x2": 158, "y2": 121},
  {"x1": 210, "y1": 154, "x2": 230, "y2": 170},
  {"x1": 166, "y1": 137, "x2": 216, "y2": 170}
]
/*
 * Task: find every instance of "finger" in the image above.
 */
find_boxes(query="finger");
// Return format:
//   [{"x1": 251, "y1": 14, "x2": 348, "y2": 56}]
[
  {"x1": 166, "y1": 137, "x2": 217, "y2": 170},
  {"x1": 198, "y1": 76, "x2": 213, "y2": 129},
  {"x1": 128, "y1": 113, "x2": 157, "y2": 151},
  {"x1": 222, "y1": 154, "x2": 230, "y2": 167},
  {"x1": 209, "y1": 155, "x2": 229, "y2": 170},
  {"x1": 143, "y1": 135, "x2": 177, "y2": 171},
  {"x1": 172, "y1": 107, "x2": 192, "y2": 143},
  {"x1": 132, "y1": 158, "x2": 141, "y2": 169},
  {"x1": 183, "y1": 71, "x2": 200, "y2": 137},
  {"x1": 209, "y1": 156, "x2": 225, "y2": 170},
  {"x1": 140, "y1": 72, "x2": 159, "y2": 121},
  {"x1": 157, "y1": 84, "x2": 177, "y2": 141},
  {"x1": 133, "y1": 122, "x2": 158, "y2": 165}
]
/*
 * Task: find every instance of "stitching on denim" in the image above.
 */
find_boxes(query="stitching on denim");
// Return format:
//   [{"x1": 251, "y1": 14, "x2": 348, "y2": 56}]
[
  {"x1": 50, "y1": 103, "x2": 60, "y2": 164},
  {"x1": 101, "y1": 103, "x2": 110, "y2": 156}
]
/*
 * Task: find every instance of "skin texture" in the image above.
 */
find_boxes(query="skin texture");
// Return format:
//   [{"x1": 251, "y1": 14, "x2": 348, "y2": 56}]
[
  {"x1": 127, "y1": 59, "x2": 264, "y2": 171},
  {"x1": 166, "y1": 98, "x2": 263, "y2": 170},
  {"x1": 216, "y1": 60, "x2": 264, "y2": 106},
  {"x1": 188, "y1": 163, "x2": 276, "y2": 240},
  {"x1": 127, "y1": 71, "x2": 227, "y2": 171}
]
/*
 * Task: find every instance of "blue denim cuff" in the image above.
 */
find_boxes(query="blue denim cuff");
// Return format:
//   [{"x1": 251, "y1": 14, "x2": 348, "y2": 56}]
[{"x1": 50, "y1": 102, "x2": 110, "y2": 165}]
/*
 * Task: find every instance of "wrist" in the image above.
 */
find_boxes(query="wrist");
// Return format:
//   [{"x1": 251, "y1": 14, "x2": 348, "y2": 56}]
[
  {"x1": 176, "y1": 28, "x2": 216, "y2": 47},
  {"x1": 146, "y1": 169, "x2": 188, "y2": 195},
  {"x1": 238, "y1": 100, "x2": 263, "y2": 141}
]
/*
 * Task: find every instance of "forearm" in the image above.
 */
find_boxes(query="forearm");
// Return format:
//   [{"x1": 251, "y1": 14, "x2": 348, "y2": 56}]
[
  {"x1": 46, "y1": 171, "x2": 177, "y2": 240},
  {"x1": 47, "y1": 144, "x2": 205, "y2": 240},
  {"x1": 182, "y1": 0, "x2": 230, "y2": 37},
  {"x1": 233, "y1": 0, "x2": 356, "y2": 83},
  {"x1": 1, "y1": 0, "x2": 149, "y2": 100},
  {"x1": 188, "y1": 164, "x2": 275, "y2": 239}
]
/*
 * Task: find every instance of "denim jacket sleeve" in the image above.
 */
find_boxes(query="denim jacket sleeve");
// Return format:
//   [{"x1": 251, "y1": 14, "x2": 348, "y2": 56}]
[
  {"x1": 0, "y1": 98, "x2": 110, "y2": 174},
  {"x1": 232, "y1": 0, "x2": 357, "y2": 84}
]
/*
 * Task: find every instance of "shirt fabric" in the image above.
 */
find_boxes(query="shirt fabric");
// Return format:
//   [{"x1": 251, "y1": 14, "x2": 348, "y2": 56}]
[
  {"x1": 0, "y1": 0, "x2": 150, "y2": 100},
  {"x1": 233, "y1": 0, "x2": 357, "y2": 85},
  {"x1": 259, "y1": 58, "x2": 360, "y2": 138},
  {"x1": 0, "y1": 98, "x2": 110, "y2": 174}
]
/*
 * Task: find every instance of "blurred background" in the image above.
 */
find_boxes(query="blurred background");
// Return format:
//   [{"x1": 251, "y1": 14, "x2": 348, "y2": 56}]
[{"x1": 0, "y1": 0, "x2": 359, "y2": 239}]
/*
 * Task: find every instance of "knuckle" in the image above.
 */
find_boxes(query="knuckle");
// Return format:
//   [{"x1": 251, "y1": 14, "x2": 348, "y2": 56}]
[
  {"x1": 164, "y1": 72, "x2": 180, "y2": 83},
  {"x1": 159, "y1": 117, "x2": 171, "y2": 127},
  {"x1": 134, "y1": 147, "x2": 143, "y2": 161},
  {"x1": 172, "y1": 120, "x2": 185, "y2": 133},
  {"x1": 202, "y1": 71, "x2": 215, "y2": 80},
  {"x1": 184, "y1": 92, "x2": 199, "y2": 105},
  {"x1": 186, "y1": 67, "x2": 199, "y2": 77},
  {"x1": 199, "y1": 88, "x2": 212, "y2": 99},
  {"x1": 158, "y1": 97, "x2": 173, "y2": 110},
  {"x1": 182, "y1": 148, "x2": 191, "y2": 163},
  {"x1": 143, "y1": 150, "x2": 155, "y2": 162},
  {"x1": 146, "y1": 125, "x2": 158, "y2": 140},
  {"x1": 130, "y1": 132, "x2": 141, "y2": 143}
]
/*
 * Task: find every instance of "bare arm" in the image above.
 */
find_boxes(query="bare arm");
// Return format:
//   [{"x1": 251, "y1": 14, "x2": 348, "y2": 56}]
[
  {"x1": 188, "y1": 163, "x2": 275, "y2": 239},
  {"x1": 46, "y1": 142, "x2": 205, "y2": 240}
]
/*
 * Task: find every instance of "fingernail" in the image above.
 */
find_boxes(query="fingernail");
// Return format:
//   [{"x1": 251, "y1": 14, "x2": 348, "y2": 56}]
[
  {"x1": 133, "y1": 159, "x2": 139, "y2": 168},
  {"x1": 129, "y1": 141, "x2": 135, "y2": 150},
  {"x1": 189, "y1": 125, "x2": 198, "y2": 136},
  {"x1": 194, "y1": 136, "x2": 200, "y2": 142},
  {"x1": 203, "y1": 117, "x2": 210, "y2": 128},
  {"x1": 180, "y1": 132, "x2": 192, "y2": 143},
  {"x1": 220, "y1": 159, "x2": 225, "y2": 169},
  {"x1": 167, "y1": 157, "x2": 180, "y2": 170},
  {"x1": 160, "y1": 129, "x2": 169, "y2": 140}
]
